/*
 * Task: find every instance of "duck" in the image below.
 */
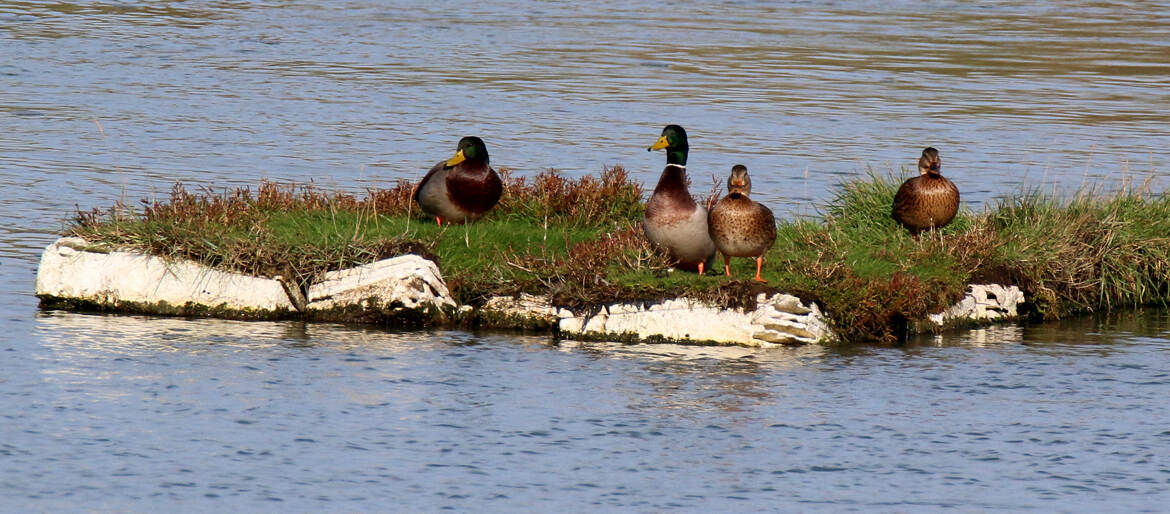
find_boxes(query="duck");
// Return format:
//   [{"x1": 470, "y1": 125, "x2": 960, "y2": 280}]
[
  {"x1": 892, "y1": 147, "x2": 959, "y2": 235},
  {"x1": 643, "y1": 124, "x2": 716, "y2": 275},
  {"x1": 708, "y1": 165, "x2": 777, "y2": 283},
  {"x1": 414, "y1": 136, "x2": 503, "y2": 226}
]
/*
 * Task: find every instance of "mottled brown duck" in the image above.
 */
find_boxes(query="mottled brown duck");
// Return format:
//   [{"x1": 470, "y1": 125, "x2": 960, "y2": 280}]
[
  {"x1": 892, "y1": 147, "x2": 959, "y2": 235},
  {"x1": 415, "y1": 136, "x2": 503, "y2": 226},
  {"x1": 643, "y1": 124, "x2": 716, "y2": 275},
  {"x1": 708, "y1": 165, "x2": 777, "y2": 283}
]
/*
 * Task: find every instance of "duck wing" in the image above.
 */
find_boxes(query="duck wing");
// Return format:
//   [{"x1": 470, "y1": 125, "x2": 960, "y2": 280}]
[
  {"x1": 759, "y1": 202, "x2": 777, "y2": 241},
  {"x1": 414, "y1": 160, "x2": 447, "y2": 205}
]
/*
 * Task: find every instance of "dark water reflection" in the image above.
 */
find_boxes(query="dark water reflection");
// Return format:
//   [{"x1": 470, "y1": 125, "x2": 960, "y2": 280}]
[
  {"x1": 4, "y1": 0, "x2": 1170, "y2": 510},
  {"x1": 1, "y1": 309, "x2": 1167, "y2": 510}
]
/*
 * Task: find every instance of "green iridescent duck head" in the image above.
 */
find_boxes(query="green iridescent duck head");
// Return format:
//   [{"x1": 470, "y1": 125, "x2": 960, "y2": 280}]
[
  {"x1": 446, "y1": 136, "x2": 490, "y2": 167},
  {"x1": 647, "y1": 124, "x2": 689, "y2": 166}
]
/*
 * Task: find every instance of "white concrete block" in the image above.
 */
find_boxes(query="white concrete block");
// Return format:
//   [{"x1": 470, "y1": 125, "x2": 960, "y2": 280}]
[
  {"x1": 552, "y1": 292, "x2": 833, "y2": 346},
  {"x1": 36, "y1": 237, "x2": 294, "y2": 312},
  {"x1": 581, "y1": 311, "x2": 609, "y2": 333},
  {"x1": 559, "y1": 316, "x2": 585, "y2": 333},
  {"x1": 306, "y1": 255, "x2": 455, "y2": 312},
  {"x1": 479, "y1": 293, "x2": 557, "y2": 323},
  {"x1": 607, "y1": 303, "x2": 641, "y2": 315},
  {"x1": 927, "y1": 284, "x2": 1024, "y2": 326}
]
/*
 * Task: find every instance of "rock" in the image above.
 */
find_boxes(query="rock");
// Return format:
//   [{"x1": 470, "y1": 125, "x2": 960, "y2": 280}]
[
  {"x1": 927, "y1": 284, "x2": 1024, "y2": 326},
  {"x1": 481, "y1": 293, "x2": 557, "y2": 321},
  {"x1": 581, "y1": 309, "x2": 610, "y2": 333},
  {"x1": 306, "y1": 255, "x2": 455, "y2": 313},
  {"x1": 559, "y1": 316, "x2": 585, "y2": 334},
  {"x1": 36, "y1": 237, "x2": 457, "y2": 321},
  {"x1": 36, "y1": 237, "x2": 295, "y2": 315},
  {"x1": 551, "y1": 293, "x2": 834, "y2": 347},
  {"x1": 476, "y1": 293, "x2": 559, "y2": 328}
]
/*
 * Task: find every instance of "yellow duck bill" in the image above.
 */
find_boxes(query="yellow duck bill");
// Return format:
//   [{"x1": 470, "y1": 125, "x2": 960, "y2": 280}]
[
  {"x1": 647, "y1": 135, "x2": 670, "y2": 151},
  {"x1": 445, "y1": 149, "x2": 466, "y2": 167}
]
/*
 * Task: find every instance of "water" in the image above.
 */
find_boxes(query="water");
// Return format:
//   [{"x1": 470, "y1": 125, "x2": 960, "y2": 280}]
[
  {"x1": 6, "y1": 312, "x2": 1170, "y2": 510},
  {"x1": 3, "y1": 0, "x2": 1170, "y2": 510}
]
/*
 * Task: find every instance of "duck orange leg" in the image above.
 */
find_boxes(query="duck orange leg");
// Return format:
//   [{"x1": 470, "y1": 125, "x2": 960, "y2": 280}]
[
  {"x1": 697, "y1": 261, "x2": 705, "y2": 276},
  {"x1": 753, "y1": 256, "x2": 767, "y2": 283},
  {"x1": 723, "y1": 255, "x2": 732, "y2": 277},
  {"x1": 435, "y1": 216, "x2": 443, "y2": 227}
]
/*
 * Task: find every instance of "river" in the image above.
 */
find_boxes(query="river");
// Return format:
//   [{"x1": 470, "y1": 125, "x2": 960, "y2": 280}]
[{"x1": 2, "y1": 1, "x2": 1169, "y2": 510}]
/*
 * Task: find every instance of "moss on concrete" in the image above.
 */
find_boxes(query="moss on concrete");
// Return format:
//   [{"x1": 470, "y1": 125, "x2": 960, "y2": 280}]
[{"x1": 36, "y1": 295, "x2": 299, "y2": 321}]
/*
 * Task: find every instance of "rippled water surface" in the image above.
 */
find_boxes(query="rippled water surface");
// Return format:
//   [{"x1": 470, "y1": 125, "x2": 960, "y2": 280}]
[
  {"x1": 3, "y1": 0, "x2": 1170, "y2": 510},
  {"x1": 6, "y1": 312, "x2": 1170, "y2": 510}
]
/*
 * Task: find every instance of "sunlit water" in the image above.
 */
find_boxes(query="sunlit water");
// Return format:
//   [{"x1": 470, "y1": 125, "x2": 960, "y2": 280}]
[{"x1": 3, "y1": 1, "x2": 1170, "y2": 510}]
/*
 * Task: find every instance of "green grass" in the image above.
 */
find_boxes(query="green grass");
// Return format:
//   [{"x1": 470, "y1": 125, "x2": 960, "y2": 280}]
[
  {"x1": 986, "y1": 181, "x2": 1170, "y2": 317},
  {"x1": 67, "y1": 167, "x2": 1170, "y2": 343}
]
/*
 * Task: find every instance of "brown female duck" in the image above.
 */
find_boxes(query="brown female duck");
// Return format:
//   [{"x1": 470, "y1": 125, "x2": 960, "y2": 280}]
[
  {"x1": 892, "y1": 147, "x2": 959, "y2": 235},
  {"x1": 415, "y1": 136, "x2": 503, "y2": 226},
  {"x1": 708, "y1": 165, "x2": 776, "y2": 282},
  {"x1": 644, "y1": 124, "x2": 716, "y2": 275}
]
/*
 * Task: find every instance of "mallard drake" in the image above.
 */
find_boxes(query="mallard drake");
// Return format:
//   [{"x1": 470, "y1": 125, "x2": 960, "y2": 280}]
[
  {"x1": 414, "y1": 136, "x2": 503, "y2": 226},
  {"x1": 708, "y1": 165, "x2": 777, "y2": 283},
  {"x1": 644, "y1": 124, "x2": 716, "y2": 275},
  {"x1": 892, "y1": 147, "x2": 959, "y2": 235}
]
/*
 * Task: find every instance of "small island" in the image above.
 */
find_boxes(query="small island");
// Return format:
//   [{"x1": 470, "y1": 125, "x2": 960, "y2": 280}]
[{"x1": 35, "y1": 167, "x2": 1169, "y2": 346}]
